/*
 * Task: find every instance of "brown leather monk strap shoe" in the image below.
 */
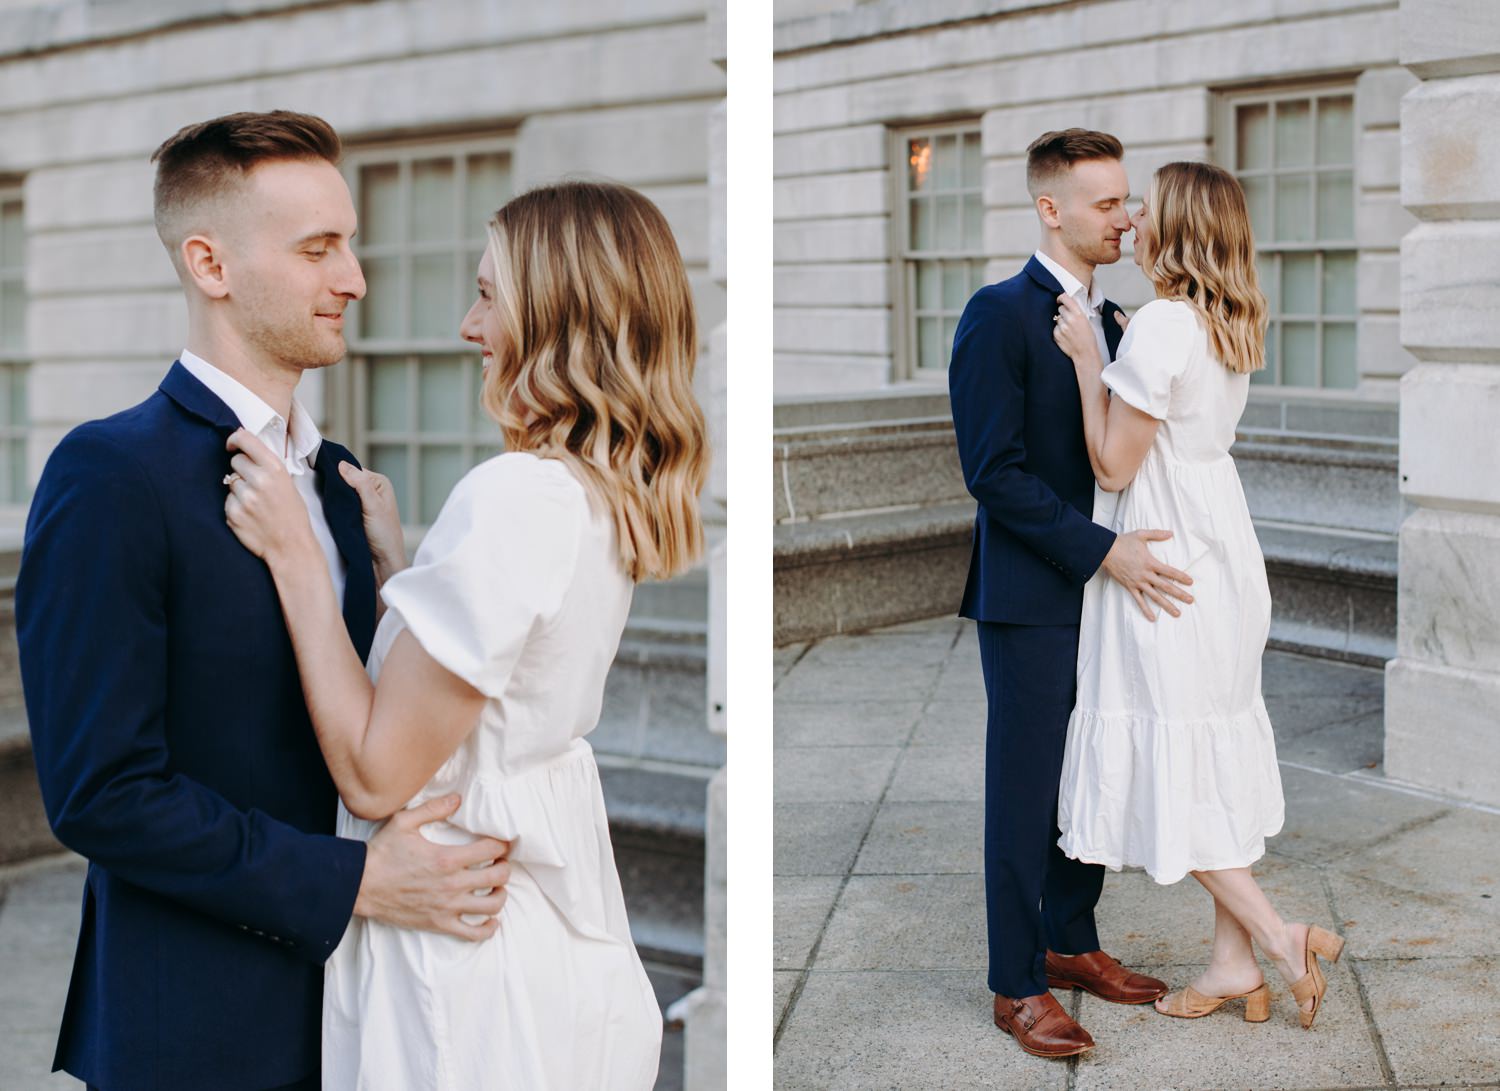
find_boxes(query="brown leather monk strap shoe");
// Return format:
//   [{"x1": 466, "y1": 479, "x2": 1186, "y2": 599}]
[
  {"x1": 992, "y1": 991, "x2": 1095, "y2": 1058},
  {"x1": 1046, "y1": 949, "x2": 1167, "y2": 1005}
]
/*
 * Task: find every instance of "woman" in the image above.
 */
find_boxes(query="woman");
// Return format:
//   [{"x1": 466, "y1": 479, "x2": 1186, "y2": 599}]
[
  {"x1": 1050, "y1": 161, "x2": 1344, "y2": 1028},
  {"x1": 222, "y1": 181, "x2": 708, "y2": 1088}
]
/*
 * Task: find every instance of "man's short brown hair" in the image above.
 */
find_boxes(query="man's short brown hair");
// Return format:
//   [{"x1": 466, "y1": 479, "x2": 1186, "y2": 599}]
[
  {"x1": 150, "y1": 110, "x2": 342, "y2": 257},
  {"x1": 1025, "y1": 128, "x2": 1124, "y2": 198}
]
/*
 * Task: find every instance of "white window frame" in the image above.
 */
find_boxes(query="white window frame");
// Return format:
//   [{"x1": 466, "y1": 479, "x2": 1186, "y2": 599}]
[
  {"x1": 1217, "y1": 81, "x2": 1360, "y2": 392},
  {"x1": 0, "y1": 183, "x2": 28, "y2": 506},
  {"x1": 331, "y1": 134, "x2": 515, "y2": 526},
  {"x1": 891, "y1": 120, "x2": 986, "y2": 382}
]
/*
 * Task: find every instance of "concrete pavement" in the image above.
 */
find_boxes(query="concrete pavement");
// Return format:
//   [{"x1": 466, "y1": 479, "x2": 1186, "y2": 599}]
[
  {"x1": 774, "y1": 616, "x2": 1500, "y2": 1090},
  {"x1": 0, "y1": 854, "x2": 693, "y2": 1090}
]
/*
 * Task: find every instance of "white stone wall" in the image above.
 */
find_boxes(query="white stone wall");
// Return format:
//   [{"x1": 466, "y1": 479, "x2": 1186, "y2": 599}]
[
  {"x1": 0, "y1": 0, "x2": 725, "y2": 490},
  {"x1": 774, "y1": 0, "x2": 1413, "y2": 397},
  {"x1": 682, "y1": 0, "x2": 728, "y2": 1086},
  {"x1": 1385, "y1": 0, "x2": 1500, "y2": 806}
]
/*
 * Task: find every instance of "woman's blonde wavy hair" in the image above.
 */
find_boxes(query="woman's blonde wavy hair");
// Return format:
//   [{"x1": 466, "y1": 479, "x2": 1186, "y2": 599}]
[
  {"x1": 1141, "y1": 161, "x2": 1269, "y2": 375},
  {"x1": 480, "y1": 181, "x2": 708, "y2": 582}
]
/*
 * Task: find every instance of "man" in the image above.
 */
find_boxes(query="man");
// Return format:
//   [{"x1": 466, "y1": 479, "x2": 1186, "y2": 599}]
[
  {"x1": 948, "y1": 129, "x2": 1194, "y2": 1058},
  {"x1": 17, "y1": 111, "x2": 509, "y2": 1091}
]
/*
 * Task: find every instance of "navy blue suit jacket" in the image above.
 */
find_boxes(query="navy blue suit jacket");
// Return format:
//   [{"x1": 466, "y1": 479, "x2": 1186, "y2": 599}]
[
  {"x1": 16, "y1": 362, "x2": 377, "y2": 1091},
  {"x1": 949, "y1": 256, "x2": 1124, "y2": 625}
]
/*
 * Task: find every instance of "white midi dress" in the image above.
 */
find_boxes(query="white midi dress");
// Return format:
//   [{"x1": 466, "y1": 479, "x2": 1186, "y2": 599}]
[
  {"x1": 322, "y1": 453, "x2": 661, "y2": 1090},
  {"x1": 1057, "y1": 299, "x2": 1285, "y2": 886}
]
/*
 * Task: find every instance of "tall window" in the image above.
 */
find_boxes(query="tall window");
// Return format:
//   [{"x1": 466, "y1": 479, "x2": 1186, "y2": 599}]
[
  {"x1": 1226, "y1": 88, "x2": 1357, "y2": 389},
  {"x1": 0, "y1": 188, "x2": 27, "y2": 504},
  {"x1": 341, "y1": 139, "x2": 513, "y2": 524},
  {"x1": 896, "y1": 123, "x2": 986, "y2": 378}
]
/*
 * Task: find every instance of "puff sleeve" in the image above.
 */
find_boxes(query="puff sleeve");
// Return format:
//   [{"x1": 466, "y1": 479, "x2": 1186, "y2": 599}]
[
  {"x1": 379, "y1": 454, "x2": 584, "y2": 699},
  {"x1": 1101, "y1": 299, "x2": 1198, "y2": 420}
]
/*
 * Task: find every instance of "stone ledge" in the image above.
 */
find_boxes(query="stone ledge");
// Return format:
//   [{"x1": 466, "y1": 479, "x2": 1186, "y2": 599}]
[
  {"x1": 775, "y1": 502, "x2": 973, "y2": 568},
  {"x1": 1259, "y1": 523, "x2": 1397, "y2": 667}
]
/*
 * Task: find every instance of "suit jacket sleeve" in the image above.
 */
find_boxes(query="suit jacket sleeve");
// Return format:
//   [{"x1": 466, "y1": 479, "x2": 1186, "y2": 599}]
[
  {"x1": 948, "y1": 287, "x2": 1117, "y2": 585},
  {"x1": 17, "y1": 426, "x2": 365, "y2": 965}
]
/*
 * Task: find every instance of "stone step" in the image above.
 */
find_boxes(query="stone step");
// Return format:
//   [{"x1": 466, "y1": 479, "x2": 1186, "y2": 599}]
[
  {"x1": 774, "y1": 503, "x2": 1395, "y2": 667},
  {"x1": 775, "y1": 416, "x2": 964, "y2": 523},
  {"x1": 1235, "y1": 430, "x2": 1404, "y2": 538},
  {"x1": 1258, "y1": 523, "x2": 1396, "y2": 667},
  {"x1": 774, "y1": 502, "x2": 972, "y2": 645}
]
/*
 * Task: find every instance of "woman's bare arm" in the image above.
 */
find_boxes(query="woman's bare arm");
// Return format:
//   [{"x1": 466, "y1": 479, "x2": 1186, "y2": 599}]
[
  {"x1": 1053, "y1": 293, "x2": 1161, "y2": 491},
  {"x1": 225, "y1": 430, "x2": 485, "y2": 819}
]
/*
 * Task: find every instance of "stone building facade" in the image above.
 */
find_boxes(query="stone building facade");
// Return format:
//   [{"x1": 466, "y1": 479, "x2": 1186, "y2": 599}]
[
  {"x1": 0, "y1": 0, "x2": 728, "y2": 1083},
  {"x1": 773, "y1": 0, "x2": 1492, "y2": 807}
]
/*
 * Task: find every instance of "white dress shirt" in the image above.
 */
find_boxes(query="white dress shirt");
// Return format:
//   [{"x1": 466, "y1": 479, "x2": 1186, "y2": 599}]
[
  {"x1": 1035, "y1": 249, "x2": 1111, "y2": 365},
  {"x1": 179, "y1": 350, "x2": 347, "y2": 608}
]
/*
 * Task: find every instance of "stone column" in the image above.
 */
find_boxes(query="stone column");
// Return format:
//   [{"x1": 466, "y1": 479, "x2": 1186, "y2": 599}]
[
  {"x1": 680, "y1": 1, "x2": 728, "y2": 1086},
  {"x1": 1384, "y1": 0, "x2": 1500, "y2": 806}
]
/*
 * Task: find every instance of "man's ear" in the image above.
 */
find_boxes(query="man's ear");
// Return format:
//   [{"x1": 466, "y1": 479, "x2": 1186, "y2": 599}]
[
  {"x1": 1036, "y1": 193, "x2": 1062, "y2": 230},
  {"x1": 181, "y1": 234, "x2": 230, "y2": 300}
]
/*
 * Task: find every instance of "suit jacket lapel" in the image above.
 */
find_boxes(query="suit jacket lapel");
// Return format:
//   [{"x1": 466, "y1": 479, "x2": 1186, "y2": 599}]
[
  {"x1": 160, "y1": 360, "x2": 242, "y2": 438},
  {"x1": 1104, "y1": 300, "x2": 1126, "y2": 361},
  {"x1": 314, "y1": 443, "x2": 376, "y2": 662}
]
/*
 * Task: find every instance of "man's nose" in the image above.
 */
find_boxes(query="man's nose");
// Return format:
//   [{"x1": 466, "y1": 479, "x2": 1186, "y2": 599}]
[{"x1": 338, "y1": 251, "x2": 367, "y2": 301}]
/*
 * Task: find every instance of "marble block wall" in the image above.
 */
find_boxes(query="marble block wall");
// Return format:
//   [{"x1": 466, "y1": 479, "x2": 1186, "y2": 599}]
[
  {"x1": 773, "y1": 0, "x2": 1413, "y2": 398},
  {"x1": 1384, "y1": 0, "x2": 1500, "y2": 806},
  {"x1": 681, "y1": 2, "x2": 727, "y2": 1086}
]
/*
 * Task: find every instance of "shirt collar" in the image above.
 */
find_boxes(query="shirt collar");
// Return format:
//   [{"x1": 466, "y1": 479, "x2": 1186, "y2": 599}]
[
  {"x1": 1034, "y1": 250, "x2": 1105, "y2": 314},
  {"x1": 178, "y1": 349, "x2": 323, "y2": 469}
]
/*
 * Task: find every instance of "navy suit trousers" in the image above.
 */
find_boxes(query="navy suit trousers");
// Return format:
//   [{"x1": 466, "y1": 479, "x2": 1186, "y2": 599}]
[{"x1": 978, "y1": 621, "x2": 1104, "y2": 998}]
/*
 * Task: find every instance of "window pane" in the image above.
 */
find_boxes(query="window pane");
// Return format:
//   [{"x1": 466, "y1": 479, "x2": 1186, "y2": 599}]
[
  {"x1": 10, "y1": 365, "x2": 25, "y2": 427},
  {"x1": 942, "y1": 315, "x2": 959, "y2": 363},
  {"x1": 1323, "y1": 323, "x2": 1358, "y2": 389},
  {"x1": 1240, "y1": 175, "x2": 1270, "y2": 240},
  {"x1": 368, "y1": 444, "x2": 411, "y2": 517},
  {"x1": 9, "y1": 437, "x2": 24, "y2": 503},
  {"x1": 916, "y1": 261, "x2": 939, "y2": 310},
  {"x1": 909, "y1": 198, "x2": 931, "y2": 250},
  {"x1": 0, "y1": 286, "x2": 22, "y2": 352},
  {"x1": 410, "y1": 254, "x2": 454, "y2": 340},
  {"x1": 1253, "y1": 323, "x2": 1278, "y2": 385},
  {"x1": 1281, "y1": 253, "x2": 1317, "y2": 316},
  {"x1": 935, "y1": 195, "x2": 959, "y2": 250},
  {"x1": 369, "y1": 358, "x2": 409, "y2": 433},
  {"x1": 1275, "y1": 100, "x2": 1312, "y2": 168},
  {"x1": 1275, "y1": 175, "x2": 1312, "y2": 242},
  {"x1": 1282, "y1": 322, "x2": 1318, "y2": 386},
  {"x1": 418, "y1": 355, "x2": 466, "y2": 433},
  {"x1": 934, "y1": 134, "x2": 959, "y2": 190},
  {"x1": 359, "y1": 165, "x2": 401, "y2": 247},
  {"x1": 1, "y1": 202, "x2": 22, "y2": 268},
  {"x1": 360, "y1": 257, "x2": 402, "y2": 340},
  {"x1": 907, "y1": 138, "x2": 932, "y2": 193},
  {"x1": 1316, "y1": 172, "x2": 1355, "y2": 240},
  {"x1": 411, "y1": 159, "x2": 456, "y2": 244},
  {"x1": 1322, "y1": 252, "x2": 1357, "y2": 315},
  {"x1": 942, "y1": 262, "x2": 968, "y2": 310},
  {"x1": 1236, "y1": 104, "x2": 1271, "y2": 170},
  {"x1": 1316, "y1": 96, "x2": 1354, "y2": 166},
  {"x1": 970, "y1": 259, "x2": 987, "y2": 292},
  {"x1": 961, "y1": 131, "x2": 982, "y2": 188},
  {"x1": 1255, "y1": 253, "x2": 1278, "y2": 304},
  {"x1": 471, "y1": 365, "x2": 495, "y2": 431},
  {"x1": 962, "y1": 193, "x2": 982, "y2": 248},
  {"x1": 419, "y1": 446, "x2": 465, "y2": 523},
  {"x1": 917, "y1": 315, "x2": 941, "y2": 369},
  {"x1": 465, "y1": 153, "x2": 512, "y2": 232}
]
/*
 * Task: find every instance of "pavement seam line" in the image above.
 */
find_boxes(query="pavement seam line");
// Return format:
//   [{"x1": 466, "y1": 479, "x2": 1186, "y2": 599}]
[
  {"x1": 1278, "y1": 758, "x2": 1500, "y2": 817},
  {"x1": 1315, "y1": 806, "x2": 1454, "y2": 867},
  {"x1": 773, "y1": 629, "x2": 950, "y2": 1051},
  {"x1": 1321, "y1": 869, "x2": 1399, "y2": 1089}
]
